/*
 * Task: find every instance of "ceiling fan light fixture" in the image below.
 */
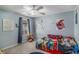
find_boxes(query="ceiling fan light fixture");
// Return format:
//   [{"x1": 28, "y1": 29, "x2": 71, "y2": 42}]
[
  {"x1": 24, "y1": 6, "x2": 32, "y2": 11},
  {"x1": 30, "y1": 10, "x2": 38, "y2": 15},
  {"x1": 23, "y1": 5, "x2": 46, "y2": 16}
]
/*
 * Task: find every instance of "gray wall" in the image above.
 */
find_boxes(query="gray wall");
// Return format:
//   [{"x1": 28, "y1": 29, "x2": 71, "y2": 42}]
[
  {"x1": 0, "y1": 9, "x2": 76, "y2": 48},
  {"x1": 35, "y1": 11, "x2": 74, "y2": 39},
  {"x1": 0, "y1": 10, "x2": 29, "y2": 49},
  {"x1": 29, "y1": 17, "x2": 36, "y2": 39}
]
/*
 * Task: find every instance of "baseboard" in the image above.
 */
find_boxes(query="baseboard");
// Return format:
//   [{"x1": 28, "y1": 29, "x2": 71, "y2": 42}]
[{"x1": 3, "y1": 43, "x2": 18, "y2": 50}]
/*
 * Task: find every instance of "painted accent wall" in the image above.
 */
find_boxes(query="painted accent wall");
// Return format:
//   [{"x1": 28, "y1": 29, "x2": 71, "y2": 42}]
[
  {"x1": 0, "y1": 9, "x2": 78, "y2": 48},
  {"x1": 0, "y1": 10, "x2": 29, "y2": 49},
  {"x1": 35, "y1": 11, "x2": 74, "y2": 39}
]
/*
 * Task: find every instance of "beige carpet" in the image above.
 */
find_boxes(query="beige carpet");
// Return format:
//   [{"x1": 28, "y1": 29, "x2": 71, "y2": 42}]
[{"x1": 4, "y1": 41, "x2": 48, "y2": 54}]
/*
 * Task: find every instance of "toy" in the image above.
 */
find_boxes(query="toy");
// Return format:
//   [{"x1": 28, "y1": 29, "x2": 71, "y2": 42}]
[
  {"x1": 72, "y1": 45, "x2": 79, "y2": 53},
  {"x1": 52, "y1": 39, "x2": 58, "y2": 50},
  {"x1": 58, "y1": 36, "x2": 78, "y2": 54},
  {"x1": 0, "y1": 48, "x2": 4, "y2": 54},
  {"x1": 27, "y1": 33, "x2": 34, "y2": 42},
  {"x1": 66, "y1": 36, "x2": 79, "y2": 53},
  {"x1": 47, "y1": 39, "x2": 54, "y2": 50},
  {"x1": 36, "y1": 35, "x2": 79, "y2": 54},
  {"x1": 40, "y1": 37, "x2": 48, "y2": 50}
]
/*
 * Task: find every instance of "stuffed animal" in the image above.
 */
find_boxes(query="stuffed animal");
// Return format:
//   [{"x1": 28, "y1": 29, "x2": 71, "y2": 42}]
[
  {"x1": 47, "y1": 39, "x2": 54, "y2": 50},
  {"x1": 0, "y1": 48, "x2": 4, "y2": 54},
  {"x1": 41, "y1": 37, "x2": 48, "y2": 50},
  {"x1": 27, "y1": 33, "x2": 34, "y2": 42}
]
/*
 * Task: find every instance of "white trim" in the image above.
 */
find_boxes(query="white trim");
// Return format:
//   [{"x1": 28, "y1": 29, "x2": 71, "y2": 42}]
[{"x1": 3, "y1": 43, "x2": 18, "y2": 50}]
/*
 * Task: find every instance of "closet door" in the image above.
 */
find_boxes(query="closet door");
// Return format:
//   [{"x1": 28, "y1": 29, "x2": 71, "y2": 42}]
[{"x1": 22, "y1": 18, "x2": 29, "y2": 43}]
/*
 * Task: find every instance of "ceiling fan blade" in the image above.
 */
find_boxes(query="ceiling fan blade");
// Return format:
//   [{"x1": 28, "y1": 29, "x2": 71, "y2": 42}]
[
  {"x1": 36, "y1": 6, "x2": 44, "y2": 10},
  {"x1": 40, "y1": 12, "x2": 46, "y2": 15},
  {"x1": 32, "y1": 5, "x2": 36, "y2": 10}
]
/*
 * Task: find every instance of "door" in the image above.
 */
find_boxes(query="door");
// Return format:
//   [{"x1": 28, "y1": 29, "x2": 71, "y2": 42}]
[{"x1": 22, "y1": 18, "x2": 29, "y2": 43}]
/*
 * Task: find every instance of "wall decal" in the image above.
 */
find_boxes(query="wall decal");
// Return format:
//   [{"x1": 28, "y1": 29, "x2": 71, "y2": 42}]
[{"x1": 56, "y1": 19, "x2": 65, "y2": 30}]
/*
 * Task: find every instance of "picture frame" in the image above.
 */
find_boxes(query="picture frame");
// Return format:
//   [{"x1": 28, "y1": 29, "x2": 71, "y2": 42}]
[{"x1": 2, "y1": 19, "x2": 14, "y2": 32}]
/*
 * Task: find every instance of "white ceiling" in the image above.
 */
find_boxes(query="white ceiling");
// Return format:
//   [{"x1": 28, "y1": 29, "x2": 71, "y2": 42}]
[{"x1": 0, "y1": 5, "x2": 78, "y2": 17}]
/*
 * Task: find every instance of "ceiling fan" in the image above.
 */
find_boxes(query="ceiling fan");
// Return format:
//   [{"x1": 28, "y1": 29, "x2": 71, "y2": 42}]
[{"x1": 24, "y1": 5, "x2": 46, "y2": 15}]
